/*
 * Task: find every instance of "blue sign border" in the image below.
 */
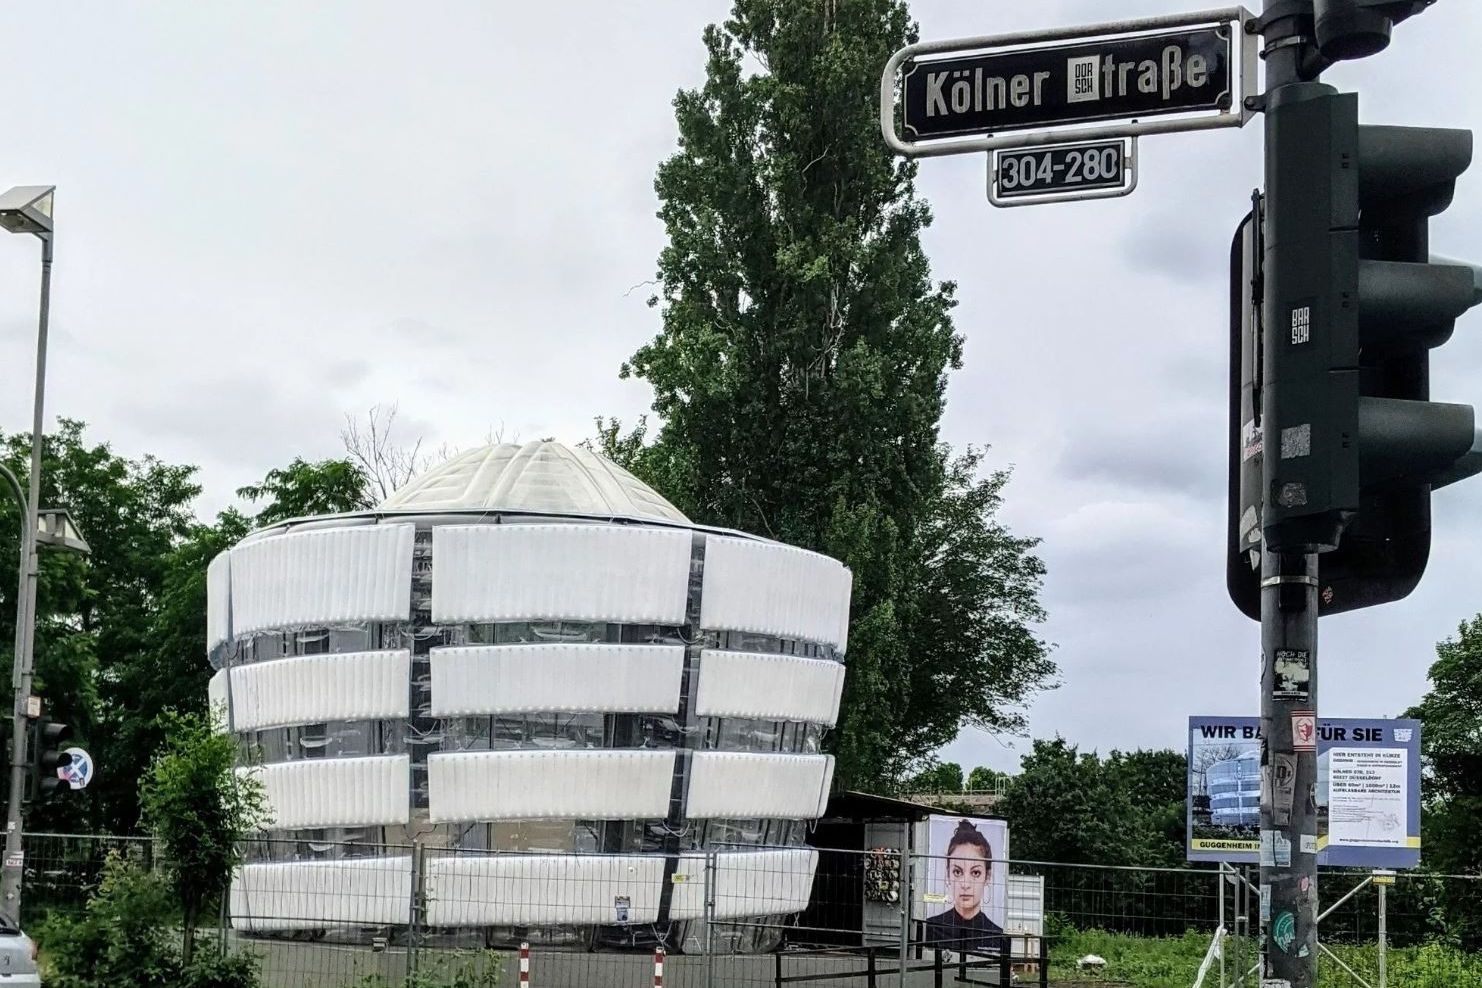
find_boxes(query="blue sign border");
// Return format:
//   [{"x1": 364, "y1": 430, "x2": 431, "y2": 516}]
[{"x1": 1186, "y1": 715, "x2": 1421, "y2": 869}]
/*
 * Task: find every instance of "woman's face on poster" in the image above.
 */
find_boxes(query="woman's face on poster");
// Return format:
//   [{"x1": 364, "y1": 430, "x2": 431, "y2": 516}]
[{"x1": 946, "y1": 845, "x2": 990, "y2": 918}]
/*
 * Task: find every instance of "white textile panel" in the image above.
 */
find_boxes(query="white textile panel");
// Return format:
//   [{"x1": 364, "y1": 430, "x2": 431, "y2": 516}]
[
  {"x1": 695, "y1": 650, "x2": 845, "y2": 725},
  {"x1": 245, "y1": 755, "x2": 410, "y2": 830},
  {"x1": 424, "y1": 852, "x2": 667, "y2": 927},
  {"x1": 230, "y1": 857, "x2": 412, "y2": 932},
  {"x1": 221, "y1": 650, "x2": 410, "y2": 731},
  {"x1": 228, "y1": 524, "x2": 414, "y2": 637},
  {"x1": 699, "y1": 535, "x2": 853, "y2": 651},
  {"x1": 427, "y1": 749, "x2": 676, "y2": 822},
  {"x1": 686, "y1": 752, "x2": 834, "y2": 820},
  {"x1": 429, "y1": 643, "x2": 684, "y2": 717},
  {"x1": 207, "y1": 551, "x2": 231, "y2": 650},
  {"x1": 669, "y1": 847, "x2": 819, "y2": 920},
  {"x1": 430, "y1": 524, "x2": 692, "y2": 625}
]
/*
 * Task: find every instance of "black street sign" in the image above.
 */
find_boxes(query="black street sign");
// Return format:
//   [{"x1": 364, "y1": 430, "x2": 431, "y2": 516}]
[
  {"x1": 902, "y1": 27, "x2": 1234, "y2": 141},
  {"x1": 991, "y1": 140, "x2": 1132, "y2": 205}
]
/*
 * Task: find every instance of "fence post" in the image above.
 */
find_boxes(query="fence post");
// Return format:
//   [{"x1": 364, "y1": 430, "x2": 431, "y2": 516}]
[
  {"x1": 704, "y1": 847, "x2": 717, "y2": 987},
  {"x1": 1217, "y1": 863, "x2": 1226, "y2": 988},
  {"x1": 896, "y1": 848, "x2": 910, "y2": 988},
  {"x1": 1376, "y1": 869, "x2": 1392, "y2": 988},
  {"x1": 407, "y1": 842, "x2": 423, "y2": 983},
  {"x1": 1038, "y1": 934, "x2": 1048, "y2": 988}
]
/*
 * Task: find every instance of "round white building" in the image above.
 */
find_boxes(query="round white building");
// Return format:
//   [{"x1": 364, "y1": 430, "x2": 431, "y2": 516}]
[{"x1": 206, "y1": 441, "x2": 852, "y2": 950}]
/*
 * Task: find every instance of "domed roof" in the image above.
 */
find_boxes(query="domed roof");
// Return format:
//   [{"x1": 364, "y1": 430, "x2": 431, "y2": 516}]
[{"x1": 377, "y1": 441, "x2": 690, "y2": 524}]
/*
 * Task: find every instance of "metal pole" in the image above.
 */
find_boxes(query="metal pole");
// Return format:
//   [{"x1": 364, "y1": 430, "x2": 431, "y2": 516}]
[
  {"x1": 1377, "y1": 875, "x2": 1388, "y2": 988},
  {"x1": 704, "y1": 847, "x2": 716, "y2": 987},
  {"x1": 896, "y1": 848, "x2": 910, "y2": 988},
  {"x1": 1219, "y1": 863, "x2": 1227, "y2": 988},
  {"x1": 2, "y1": 234, "x2": 50, "y2": 927},
  {"x1": 1259, "y1": 5, "x2": 1325, "y2": 985},
  {"x1": 407, "y1": 842, "x2": 422, "y2": 980}
]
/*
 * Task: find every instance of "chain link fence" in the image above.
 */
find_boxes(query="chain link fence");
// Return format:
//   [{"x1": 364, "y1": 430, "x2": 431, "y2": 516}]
[{"x1": 17, "y1": 834, "x2": 1481, "y2": 987}]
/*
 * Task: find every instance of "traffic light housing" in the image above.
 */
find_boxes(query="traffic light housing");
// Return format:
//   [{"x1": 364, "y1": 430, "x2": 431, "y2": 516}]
[
  {"x1": 1231, "y1": 88, "x2": 1482, "y2": 617},
  {"x1": 27, "y1": 717, "x2": 72, "y2": 802},
  {"x1": 1314, "y1": 1, "x2": 1437, "y2": 62}
]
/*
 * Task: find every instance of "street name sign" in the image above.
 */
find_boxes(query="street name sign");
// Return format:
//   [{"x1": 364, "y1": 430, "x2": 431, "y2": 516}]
[
  {"x1": 881, "y1": 7, "x2": 1257, "y2": 158},
  {"x1": 989, "y1": 138, "x2": 1137, "y2": 207}
]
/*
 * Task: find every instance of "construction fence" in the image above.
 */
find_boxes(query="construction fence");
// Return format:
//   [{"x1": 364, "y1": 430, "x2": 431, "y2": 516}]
[{"x1": 18, "y1": 833, "x2": 1481, "y2": 987}]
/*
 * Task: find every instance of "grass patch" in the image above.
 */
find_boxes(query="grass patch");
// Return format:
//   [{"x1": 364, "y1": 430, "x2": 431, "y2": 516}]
[{"x1": 1043, "y1": 929, "x2": 1482, "y2": 988}]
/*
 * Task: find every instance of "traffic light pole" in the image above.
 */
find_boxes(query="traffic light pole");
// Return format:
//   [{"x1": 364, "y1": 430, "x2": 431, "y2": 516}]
[{"x1": 1259, "y1": 3, "x2": 1323, "y2": 985}]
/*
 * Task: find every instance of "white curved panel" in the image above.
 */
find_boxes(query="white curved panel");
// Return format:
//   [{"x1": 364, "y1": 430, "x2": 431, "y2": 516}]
[
  {"x1": 223, "y1": 650, "x2": 410, "y2": 731},
  {"x1": 229, "y1": 524, "x2": 414, "y2": 637},
  {"x1": 245, "y1": 755, "x2": 409, "y2": 830},
  {"x1": 230, "y1": 857, "x2": 412, "y2": 931},
  {"x1": 695, "y1": 650, "x2": 845, "y2": 725},
  {"x1": 428, "y1": 749, "x2": 675, "y2": 822},
  {"x1": 686, "y1": 752, "x2": 833, "y2": 820},
  {"x1": 379, "y1": 441, "x2": 689, "y2": 524},
  {"x1": 425, "y1": 853, "x2": 667, "y2": 927},
  {"x1": 700, "y1": 535, "x2": 852, "y2": 650},
  {"x1": 431, "y1": 524, "x2": 692, "y2": 625},
  {"x1": 430, "y1": 643, "x2": 684, "y2": 717},
  {"x1": 207, "y1": 551, "x2": 231, "y2": 650},
  {"x1": 669, "y1": 848, "x2": 819, "y2": 920}
]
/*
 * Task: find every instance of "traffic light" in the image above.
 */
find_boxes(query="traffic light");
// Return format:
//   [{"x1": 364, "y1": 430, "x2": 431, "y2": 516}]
[
  {"x1": 1249, "y1": 88, "x2": 1482, "y2": 607},
  {"x1": 27, "y1": 717, "x2": 72, "y2": 802},
  {"x1": 1314, "y1": 1, "x2": 1437, "y2": 62}
]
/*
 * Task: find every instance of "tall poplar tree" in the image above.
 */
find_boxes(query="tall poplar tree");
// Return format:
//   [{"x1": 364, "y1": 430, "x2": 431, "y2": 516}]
[{"x1": 607, "y1": 0, "x2": 1055, "y2": 788}]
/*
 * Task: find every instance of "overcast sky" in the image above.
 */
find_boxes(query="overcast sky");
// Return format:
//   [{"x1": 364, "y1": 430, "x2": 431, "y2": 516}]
[{"x1": 3, "y1": 2, "x2": 1480, "y2": 775}]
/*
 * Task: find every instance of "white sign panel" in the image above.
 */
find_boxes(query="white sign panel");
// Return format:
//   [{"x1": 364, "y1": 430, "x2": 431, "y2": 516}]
[{"x1": 1326, "y1": 748, "x2": 1407, "y2": 849}]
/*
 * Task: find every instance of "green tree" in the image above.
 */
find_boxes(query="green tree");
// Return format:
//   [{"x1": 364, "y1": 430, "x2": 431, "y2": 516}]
[
  {"x1": 139, "y1": 709, "x2": 266, "y2": 966},
  {"x1": 1105, "y1": 748, "x2": 1188, "y2": 868},
  {"x1": 906, "y1": 761, "x2": 964, "y2": 794},
  {"x1": 236, "y1": 456, "x2": 372, "y2": 524},
  {"x1": 966, "y1": 765, "x2": 1005, "y2": 792},
  {"x1": 0, "y1": 421, "x2": 202, "y2": 833},
  {"x1": 1000, "y1": 738, "x2": 1140, "y2": 866},
  {"x1": 604, "y1": 0, "x2": 1052, "y2": 792},
  {"x1": 1404, "y1": 616, "x2": 1482, "y2": 950}
]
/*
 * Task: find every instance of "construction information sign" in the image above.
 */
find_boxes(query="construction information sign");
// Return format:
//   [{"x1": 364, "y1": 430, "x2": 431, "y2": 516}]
[{"x1": 1186, "y1": 716, "x2": 1421, "y2": 868}]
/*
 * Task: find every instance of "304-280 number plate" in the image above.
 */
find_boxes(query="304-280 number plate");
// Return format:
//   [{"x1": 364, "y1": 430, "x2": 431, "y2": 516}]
[{"x1": 988, "y1": 138, "x2": 1137, "y2": 207}]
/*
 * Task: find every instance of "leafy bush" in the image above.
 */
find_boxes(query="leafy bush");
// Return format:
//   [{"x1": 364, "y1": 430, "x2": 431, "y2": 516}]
[{"x1": 34, "y1": 851, "x2": 260, "y2": 988}]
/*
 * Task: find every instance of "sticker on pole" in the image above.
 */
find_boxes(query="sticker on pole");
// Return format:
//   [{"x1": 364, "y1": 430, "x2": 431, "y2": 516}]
[
  {"x1": 3, "y1": 852, "x2": 21, "y2": 870},
  {"x1": 58, "y1": 747, "x2": 93, "y2": 790},
  {"x1": 1292, "y1": 712, "x2": 1316, "y2": 751}
]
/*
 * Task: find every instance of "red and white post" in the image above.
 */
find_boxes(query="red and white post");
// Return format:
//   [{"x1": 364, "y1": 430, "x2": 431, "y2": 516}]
[
  {"x1": 653, "y1": 946, "x2": 666, "y2": 987},
  {"x1": 519, "y1": 941, "x2": 531, "y2": 986}
]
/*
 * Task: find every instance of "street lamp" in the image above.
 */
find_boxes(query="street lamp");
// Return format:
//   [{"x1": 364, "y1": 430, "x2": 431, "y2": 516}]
[{"x1": 0, "y1": 184, "x2": 59, "y2": 928}]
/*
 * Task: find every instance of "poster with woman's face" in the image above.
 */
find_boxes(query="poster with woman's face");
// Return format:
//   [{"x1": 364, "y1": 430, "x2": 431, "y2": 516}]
[{"x1": 917, "y1": 815, "x2": 1009, "y2": 938}]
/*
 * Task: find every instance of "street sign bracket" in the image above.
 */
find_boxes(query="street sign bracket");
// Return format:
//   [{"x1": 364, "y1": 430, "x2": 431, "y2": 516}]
[{"x1": 880, "y1": 6, "x2": 1259, "y2": 158}]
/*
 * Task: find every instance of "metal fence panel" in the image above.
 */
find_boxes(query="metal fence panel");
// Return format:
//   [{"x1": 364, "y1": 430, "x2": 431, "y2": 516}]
[{"x1": 16, "y1": 834, "x2": 1481, "y2": 988}]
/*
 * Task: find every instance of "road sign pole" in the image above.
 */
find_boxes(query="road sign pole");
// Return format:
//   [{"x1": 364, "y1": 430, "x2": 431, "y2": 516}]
[{"x1": 1258, "y1": 3, "x2": 1322, "y2": 986}]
